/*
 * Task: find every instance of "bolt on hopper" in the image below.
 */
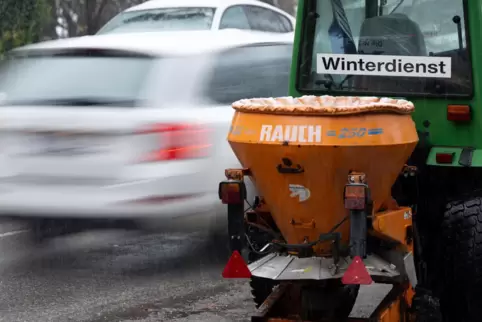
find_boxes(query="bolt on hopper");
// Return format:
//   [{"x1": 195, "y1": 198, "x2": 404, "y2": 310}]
[{"x1": 219, "y1": 95, "x2": 422, "y2": 321}]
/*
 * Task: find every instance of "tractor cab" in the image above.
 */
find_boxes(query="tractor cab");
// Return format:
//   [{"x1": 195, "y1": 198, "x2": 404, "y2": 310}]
[
  {"x1": 290, "y1": 1, "x2": 482, "y2": 321},
  {"x1": 293, "y1": 0, "x2": 471, "y2": 100}
]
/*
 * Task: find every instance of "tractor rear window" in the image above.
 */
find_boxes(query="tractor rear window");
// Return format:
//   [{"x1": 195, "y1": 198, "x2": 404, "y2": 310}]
[{"x1": 296, "y1": 0, "x2": 472, "y2": 98}]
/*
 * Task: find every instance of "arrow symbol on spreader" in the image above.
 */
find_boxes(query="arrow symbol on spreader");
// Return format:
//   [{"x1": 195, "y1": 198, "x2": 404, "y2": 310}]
[{"x1": 289, "y1": 184, "x2": 311, "y2": 202}]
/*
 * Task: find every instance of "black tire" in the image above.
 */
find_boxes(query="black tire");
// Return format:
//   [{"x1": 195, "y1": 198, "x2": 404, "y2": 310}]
[
  {"x1": 301, "y1": 283, "x2": 359, "y2": 321},
  {"x1": 250, "y1": 277, "x2": 358, "y2": 319},
  {"x1": 440, "y1": 197, "x2": 482, "y2": 322},
  {"x1": 250, "y1": 276, "x2": 278, "y2": 308},
  {"x1": 411, "y1": 286, "x2": 442, "y2": 322}
]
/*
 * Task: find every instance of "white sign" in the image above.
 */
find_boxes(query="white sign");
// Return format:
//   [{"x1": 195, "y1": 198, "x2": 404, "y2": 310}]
[
  {"x1": 289, "y1": 184, "x2": 311, "y2": 202},
  {"x1": 317, "y1": 54, "x2": 451, "y2": 78},
  {"x1": 404, "y1": 211, "x2": 412, "y2": 220},
  {"x1": 260, "y1": 125, "x2": 322, "y2": 143}
]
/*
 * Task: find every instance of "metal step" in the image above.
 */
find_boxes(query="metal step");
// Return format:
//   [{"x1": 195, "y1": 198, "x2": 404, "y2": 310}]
[{"x1": 248, "y1": 253, "x2": 400, "y2": 281}]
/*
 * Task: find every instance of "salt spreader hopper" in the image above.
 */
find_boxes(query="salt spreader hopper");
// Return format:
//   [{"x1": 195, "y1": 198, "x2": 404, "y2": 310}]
[{"x1": 219, "y1": 95, "x2": 423, "y2": 321}]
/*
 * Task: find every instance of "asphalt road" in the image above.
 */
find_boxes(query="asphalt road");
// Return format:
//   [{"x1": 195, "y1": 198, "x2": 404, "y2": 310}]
[{"x1": 0, "y1": 220, "x2": 391, "y2": 322}]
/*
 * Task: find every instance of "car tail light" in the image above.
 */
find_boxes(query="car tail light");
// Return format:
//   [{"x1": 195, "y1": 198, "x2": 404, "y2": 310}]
[{"x1": 137, "y1": 123, "x2": 212, "y2": 162}]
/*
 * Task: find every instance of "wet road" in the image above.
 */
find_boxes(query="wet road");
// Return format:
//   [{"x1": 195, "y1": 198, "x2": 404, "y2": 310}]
[{"x1": 0, "y1": 221, "x2": 391, "y2": 322}]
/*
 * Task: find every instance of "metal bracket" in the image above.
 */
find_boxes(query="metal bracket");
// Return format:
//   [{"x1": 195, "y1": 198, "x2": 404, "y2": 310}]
[
  {"x1": 459, "y1": 147, "x2": 475, "y2": 167},
  {"x1": 228, "y1": 202, "x2": 245, "y2": 253},
  {"x1": 225, "y1": 168, "x2": 251, "y2": 180},
  {"x1": 401, "y1": 165, "x2": 418, "y2": 177},
  {"x1": 348, "y1": 172, "x2": 367, "y2": 184},
  {"x1": 277, "y1": 164, "x2": 304, "y2": 174},
  {"x1": 277, "y1": 158, "x2": 304, "y2": 174}
]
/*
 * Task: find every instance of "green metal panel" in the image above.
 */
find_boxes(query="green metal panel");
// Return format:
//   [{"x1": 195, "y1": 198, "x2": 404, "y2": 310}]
[
  {"x1": 288, "y1": 0, "x2": 304, "y2": 99},
  {"x1": 289, "y1": 0, "x2": 482, "y2": 166},
  {"x1": 426, "y1": 147, "x2": 482, "y2": 167}
]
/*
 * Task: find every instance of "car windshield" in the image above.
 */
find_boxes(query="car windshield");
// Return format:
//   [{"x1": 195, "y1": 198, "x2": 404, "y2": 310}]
[
  {"x1": 96, "y1": 7, "x2": 216, "y2": 34},
  {"x1": 297, "y1": 0, "x2": 472, "y2": 97},
  {"x1": 0, "y1": 49, "x2": 155, "y2": 106}
]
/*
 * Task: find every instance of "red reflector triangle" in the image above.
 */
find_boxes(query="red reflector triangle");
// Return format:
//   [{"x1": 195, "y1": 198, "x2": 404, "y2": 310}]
[
  {"x1": 342, "y1": 255, "x2": 373, "y2": 285},
  {"x1": 222, "y1": 250, "x2": 252, "y2": 279}
]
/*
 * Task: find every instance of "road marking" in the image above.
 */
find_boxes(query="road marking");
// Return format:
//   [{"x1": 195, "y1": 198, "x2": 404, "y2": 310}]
[{"x1": 0, "y1": 229, "x2": 29, "y2": 238}]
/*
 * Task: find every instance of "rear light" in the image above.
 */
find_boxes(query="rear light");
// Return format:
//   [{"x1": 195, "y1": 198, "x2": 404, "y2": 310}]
[
  {"x1": 219, "y1": 180, "x2": 246, "y2": 204},
  {"x1": 447, "y1": 105, "x2": 471, "y2": 122},
  {"x1": 342, "y1": 255, "x2": 373, "y2": 285},
  {"x1": 344, "y1": 184, "x2": 366, "y2": 210},
  {"x1": 435, "y1": 152, "x2": 454, "y2": 164},
  {"x1": 222, "y1": 250, "x2": 252, "y2": 278},
  {"x1": 138, "y1": 123, "x2": 211, "y2": 162}
]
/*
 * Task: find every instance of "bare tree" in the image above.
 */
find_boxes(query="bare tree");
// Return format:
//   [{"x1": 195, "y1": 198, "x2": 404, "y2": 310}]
[{"x1": 46, "y1": 0, "x2": 145, "y2": 38}]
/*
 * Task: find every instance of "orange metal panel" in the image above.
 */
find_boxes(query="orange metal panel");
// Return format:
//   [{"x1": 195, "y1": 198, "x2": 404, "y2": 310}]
[
  {"x1": 228, "y1": 112, "x2": 418, "y2": 250},
  {"x1": 372, "y1": 207, "x2": 413, "y2": 246},
  {"x1": 378, "y1": 297, "x2": 401, "y2": 322}
]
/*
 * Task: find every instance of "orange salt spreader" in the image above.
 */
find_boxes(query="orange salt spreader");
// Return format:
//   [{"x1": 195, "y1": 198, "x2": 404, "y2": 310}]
[{"x1": 219, "y1": 95, "x2": 421, "y2": 322}]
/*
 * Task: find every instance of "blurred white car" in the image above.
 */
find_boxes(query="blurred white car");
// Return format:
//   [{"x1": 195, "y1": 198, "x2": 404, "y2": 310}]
[
  {"x1": 96, "y1": 0, "x2": 295, "y2": 35},
  {"x1": 0, "y1": 30, "x2": 293, "y2": 240}
]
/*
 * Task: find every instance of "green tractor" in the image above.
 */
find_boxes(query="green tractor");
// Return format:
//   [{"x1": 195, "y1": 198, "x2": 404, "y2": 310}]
[{"x1": 290, "y1": 0, "x2": 478, "y2": 320}]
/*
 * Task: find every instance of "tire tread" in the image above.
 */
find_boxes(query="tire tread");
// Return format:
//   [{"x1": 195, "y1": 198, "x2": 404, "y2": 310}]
[{"x1": 441, "y1": 197, "x2": 482, "y2": 321}]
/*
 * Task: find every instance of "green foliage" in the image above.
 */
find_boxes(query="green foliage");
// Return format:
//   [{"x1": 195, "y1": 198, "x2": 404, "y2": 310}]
[{"x1": 0, "y1": 0, "x2": 51, "y2": 56}]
